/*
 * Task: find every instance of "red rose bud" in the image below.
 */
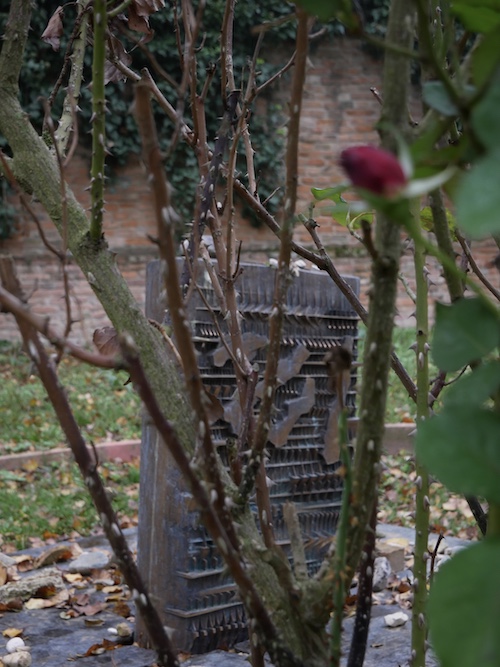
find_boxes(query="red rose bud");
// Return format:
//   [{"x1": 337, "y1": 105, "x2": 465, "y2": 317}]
[{"x1": 340, "y1": 145, "x2": 407, "y2": 197}]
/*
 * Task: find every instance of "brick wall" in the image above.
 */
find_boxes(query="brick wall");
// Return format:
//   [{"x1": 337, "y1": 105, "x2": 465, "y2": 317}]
[{"x1": 1, "y1": 37, "x2": 498, "y2": 344}]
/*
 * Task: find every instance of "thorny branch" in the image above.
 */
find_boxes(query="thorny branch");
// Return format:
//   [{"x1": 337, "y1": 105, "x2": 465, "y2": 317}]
[
  {"x1": 238, "y1": 9, "x2": 310, "y2": 524},
  {"x1": 121, "y1": 339, "x2": 305, "y2": 667},
  {"x1": 0, "y1": 282, "x2": 118, "y2": 369},
  {"x1": 133, "y1": 75, "x2": 239, "y2": 551}
]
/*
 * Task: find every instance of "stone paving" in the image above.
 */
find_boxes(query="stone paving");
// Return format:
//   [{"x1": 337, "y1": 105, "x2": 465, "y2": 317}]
[{"x1": 0, "y1": 525, "x2": 469, "y2": 667}]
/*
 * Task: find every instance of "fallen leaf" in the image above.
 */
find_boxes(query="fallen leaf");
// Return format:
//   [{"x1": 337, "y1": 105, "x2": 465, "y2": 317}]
[
  {"x1": 25, "y1": 598, "x2": 46, "y2": 610},
  {"x1": 73, "y1": 602, "x2": 107, "y2": 617},
  {"x1": 35, "y1": 584, "x2": 57, "y2": 599},
  {"x1": 84, "y1": 618, "x2": 104, "y2": 627},
  {"x1": 83, "y1": 637, "x2": 119, "y2": 657},
  {"x1": 0, "y1": 599, "x2": 23, "y2": 612},
  {"x1": 25, "y1": 588, "x2": 69, "y2": 609},
  {"x1": 14, "y1": 555, "x2": 33, "y2": 572},
  {"x1": 102, "y1": 585, "x2": 123, "y2": 595},
  {"x1": 113, "y1": 600, "x2": 131, "y2": 618},
  {"x1": 34, "y1": 545, "x2": 73, "y2": 569},
  {"x1": 2, "y1": 628, "x2": 24, "y2": 638}
]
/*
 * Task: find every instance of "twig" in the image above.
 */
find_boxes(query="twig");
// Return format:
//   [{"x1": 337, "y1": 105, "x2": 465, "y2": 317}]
[
  {"x1": 121, "y1": 337, "x2": 305, "y2": 667},
  {"x1": 429, "y1": 532, "x2": 444, "y2": 585},
  {"x1": 347, "y1": 503, "x2": 377, "y2": 667},
  {"x1": 0, "y1": 282, "x2": 118, "y2": 369},
  {"x1": 53, "y1": 0, "x2": 91, "y2": 157},
  {"x1": 238, "y1": 9, "x2": 310, "y2": 508},
  {"x1": 89, "y1": 0, "x2": 107, "y2": 242},
  {"x1": 456, "y1": 231, "x2": 500, "y2": 301},
  {"x1": 0, "y1": 151, "x2": 63, "y2": 259},
  {"x1": 303, "y1": 216, "x2": 418, "y2": 402},
  {"x1": 182, "y1": 90, "x2": 240, "y2": 285},
  {"x1": 42, "y1": 101, "x2": 74, "y2": 350},
  {"x1": 46, "y1": 2, "x2": 90, "y2": 113},
  {"x1": 134, "y1": 75, "x2": 239, "y2": 551}
]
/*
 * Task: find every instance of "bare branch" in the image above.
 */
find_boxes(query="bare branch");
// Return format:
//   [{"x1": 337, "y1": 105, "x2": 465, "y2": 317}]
[
  {"x1": 456, "y1": 231, "x2": 500, "y2": 301},
  {"x1": 0, "y1": 282, "x2": 118, "y2": 370},
  {"x1": 134, "y1": 75, "x2": 239, "y2": 550},
  {"x1": 120, "y1": 337, "x2": 305, "y2": 667}
]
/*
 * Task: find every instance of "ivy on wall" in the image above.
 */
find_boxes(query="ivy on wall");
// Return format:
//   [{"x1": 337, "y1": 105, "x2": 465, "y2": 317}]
[{"x1": 0, "y1": 0, "x2": 387, "y2": 234}]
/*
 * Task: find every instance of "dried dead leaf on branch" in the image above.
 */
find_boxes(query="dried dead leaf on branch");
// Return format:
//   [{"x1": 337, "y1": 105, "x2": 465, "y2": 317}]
[
  {"x1": 105, "y1": 35, "x2": 133, "y2": 84},
  {"x1": 93, "y1": 326, "x2": 120, "y2": 356},
  {"x1": 128, "y1": 0, "x2": 165, "y2": 37},
  {"x1": 41, "y1": 6, "x2": 64, "y2": 51}
]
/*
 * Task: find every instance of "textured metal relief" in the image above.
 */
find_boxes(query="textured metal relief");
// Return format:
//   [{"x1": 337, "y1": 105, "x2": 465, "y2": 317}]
[{"x1": 144, "y1": 261, "x2": 360, "y2": 652}]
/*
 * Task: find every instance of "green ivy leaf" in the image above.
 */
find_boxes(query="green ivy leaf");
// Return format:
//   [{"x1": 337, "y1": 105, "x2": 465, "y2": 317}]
[
  {"x1": 444, "y1": 360, "x2": 500, "y2": 407},
  {"x1": 422, "y1": 81, "x2": 459, "y2": 116},
  {"x1": 471, "y1": 82, "x2": 500, "y2": 150},
  {"x1": 451, "y1": 0, "x2": 500, "y2": 33},
  {"x1": 429, "y1": 541, "x2": 500, "y2": 667},
  {"x1": 419, "y1": 205, "x2": 455, "y2": 234},
  {"x1": 311, "y1": 185, "x2": 348, "y2": 201},
  {"x1": 456, "y1": 149, "x2": 500, "y2": 237},
  {"x1": 294, "y1": 0, "x2": 355, "y2": 24},
  {"x1": 471, "y1": 26, "x2": 500, "y2": 87},
  {"x1": 432, "y1": 299, "x2": 499, "y2": 371},
  {"x1": 416, "y1": 406, "x2": 500, "y2": 502}
]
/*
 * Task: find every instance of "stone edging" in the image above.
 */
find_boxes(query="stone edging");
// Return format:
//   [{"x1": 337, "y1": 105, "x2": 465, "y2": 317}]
[{"x1": 0, "y1": 424, "x2": 415, "y2": 470}]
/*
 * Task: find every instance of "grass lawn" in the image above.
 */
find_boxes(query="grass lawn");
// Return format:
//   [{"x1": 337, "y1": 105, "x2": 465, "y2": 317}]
[{"x1": 0, "y1": 331, "x2": 478, "y2": 550}]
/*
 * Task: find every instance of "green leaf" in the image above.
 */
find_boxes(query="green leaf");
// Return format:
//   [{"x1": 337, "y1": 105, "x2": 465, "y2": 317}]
[
  {"x1": 471, "y1": 82, "x2": 500, "y2": 150},
  {"x1": 416, "y1": 406, "x2": 500, "y2": 502},
  {"x1": 429, "y1": 541, "x2": 500, "y2": 667},
  {"x1": 444, "y1": 360, "x2": 500, "y2": 407},
  {"x1": 311, "y1": 185, "x2": 348, "y2": 201},
  {"x1": 419, "y1": 205, "x2": 455, "y2": 233},
  {"x1": 456, "y1": 149, "x2": 500, "y2": 237},
  {"x1": 295, "y1": 0, "x2": 355, "y2": 23},
  {"x1": 471, "y1": 27, "x2": 500, "y2": 87},
  {"x1": 432, "y1": 299, "x2": 499, "y2": 371},
  {"x1": 422, "y1": 81, "x2": 459, "y2": 116},
  {"x1": 451, "y1": 0, "x2": 500, "y2": 33}
]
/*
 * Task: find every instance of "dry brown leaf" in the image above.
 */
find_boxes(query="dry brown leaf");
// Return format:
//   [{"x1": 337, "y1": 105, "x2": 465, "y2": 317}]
[
  {"x1": 84, "y1": 617, "x2": 104, "y2": 627},
  {"x1": 41, "y1": 6, "x2": 64, "y2": 51},
  {"x1": 83, "y1": 637, "x2": 119, "y2": 657},
  {"x1": 113, "y1": 600, "x2": 131, "y2": 618},
  {"x1": 73, "y1": 602, "x2": 107, "y2": 617},
  {"x1": 105, "y1": 35, "x2": 132, "y2": 84},
  {"x1": 0, "y1": 563, "x2": 7, "y2": 586},
  {"x1": 0, "y1": 599, "x2": 23, "y2": 612},
  {"x1": 35, "y1": 583, "x2": 57, "y2": 599},
  {"x1": 25, "y1": 588, "x2": 69, "y2": 609},
  {"x1": 2, "y1": 628, "x2": 23, "y2": 638},
  {"x1": 33, "y1": 545, "x2": 73, "y2": 569},
  {"x1": 13, "y1": 555, "x2": 33, "y2": 572},
  {"x1": 101, "y1": 585, "x2": 123, "y2": 595},
  {"x1": 93, "y1": 326, "x2": 120, "y2": 356}
]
